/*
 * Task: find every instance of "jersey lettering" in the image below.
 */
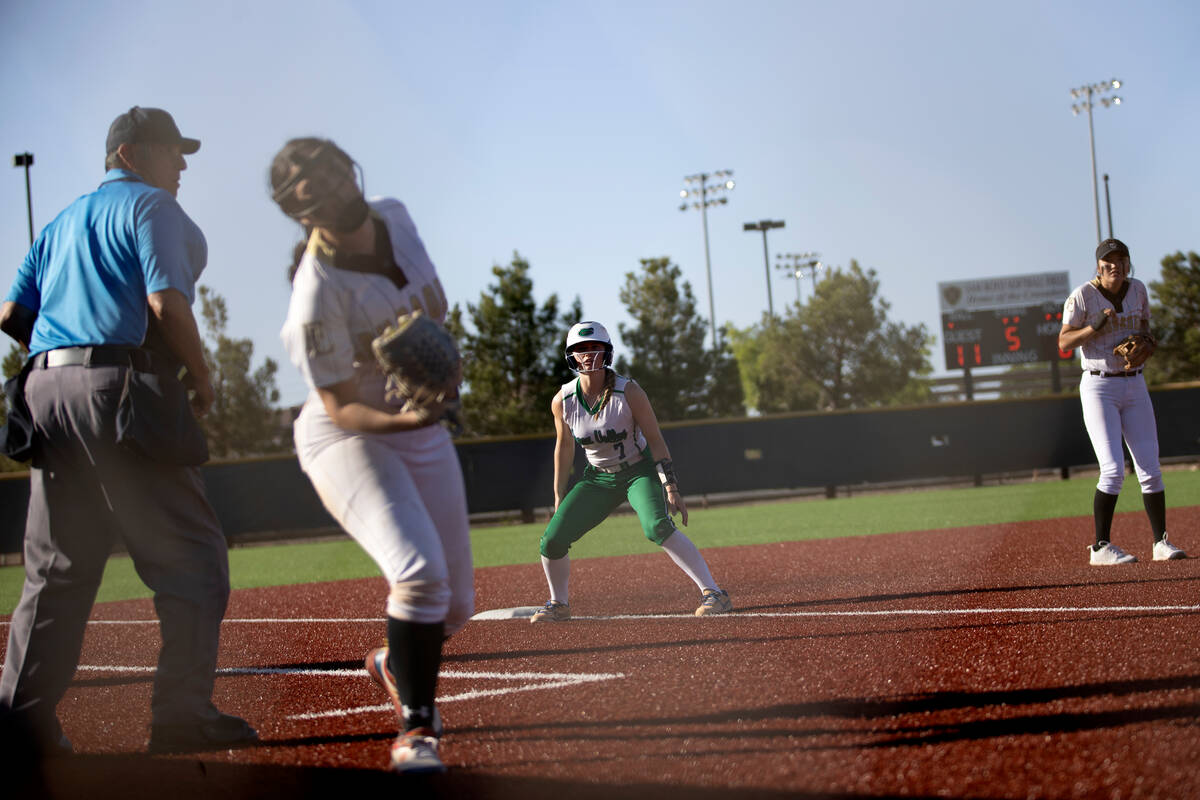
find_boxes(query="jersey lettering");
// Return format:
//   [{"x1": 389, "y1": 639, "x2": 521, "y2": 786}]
[
  {"x1": 561, "y1": 375, "x2": 646, "y2": 469},
  {"x1": 576, "y1": 428, "x2": 628, "y2": 446},
  {"x1": 303, "y1": 322, "x2": 333, "y2": 358}
]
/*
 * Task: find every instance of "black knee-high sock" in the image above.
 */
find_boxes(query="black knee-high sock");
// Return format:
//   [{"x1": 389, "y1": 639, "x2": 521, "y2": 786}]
[
  {"x1": 1143, "y1": 491, "x2": 1166, "y2": 541},
  {"x1": 1093, "y1": 490, "x2": 1119, "y2": 546},
  {"x1": 386, "y1": 618, "x2": 445, "y2": 732}
]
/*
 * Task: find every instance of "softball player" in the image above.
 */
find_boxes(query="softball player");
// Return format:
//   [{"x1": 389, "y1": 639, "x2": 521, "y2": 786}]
[
  {"x1": 1059, "y1": 238, "x2": 1186, "y2": 565},
  {"x1": 272, "y1": 138, "x2": 473, "y2": 773},
  {"x1": 531, "y1": 321, "x2": 732, "y2": 622}
]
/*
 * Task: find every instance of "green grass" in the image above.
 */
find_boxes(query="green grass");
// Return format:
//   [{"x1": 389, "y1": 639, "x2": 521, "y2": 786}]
[{"x1": 3, "y1": 469, "x2": 1198, "y2": 612}]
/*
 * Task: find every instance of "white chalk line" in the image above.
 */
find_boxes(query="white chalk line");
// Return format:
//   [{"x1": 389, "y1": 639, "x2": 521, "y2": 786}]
[
  {"x1": 66, "y1": 664, "x2": 622, "y2": 681},
  {"x1": 52, "y1": 663, "x2": 626, "y2": 721},
  {"x1": 561, "y1": 604, "x2": 1200, "y2": 620},
  {"x1": 290, "y1": 670, "x2": 627, "y2": 720},
  {"x1": 2, "y1": 604, "x2": 1197, "y2": 628}
]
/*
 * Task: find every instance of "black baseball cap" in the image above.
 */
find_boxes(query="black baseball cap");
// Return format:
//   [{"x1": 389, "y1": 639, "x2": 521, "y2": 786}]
[
  {"x1": 106, "y1": 107, "x2": 200, "y2": 156},
  {"x1": 1095, "y1": 238, "x2": 1129, "y2": 262}
]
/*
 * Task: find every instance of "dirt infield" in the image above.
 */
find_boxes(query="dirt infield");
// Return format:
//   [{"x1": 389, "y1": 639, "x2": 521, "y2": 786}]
[{"x1": 5, "y1": 508, "x2": 1200, "y2": 799}]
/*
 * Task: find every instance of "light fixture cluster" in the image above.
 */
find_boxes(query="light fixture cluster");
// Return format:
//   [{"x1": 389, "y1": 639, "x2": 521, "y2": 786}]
[
  {"x1": 743, "y1": 219, "x2": 784, "y2": 232},
  {"x1": 1070, "y1": 79, "x2": 1122, "y2": 116},
  {"x1": 776, "y1": 251, "x2": 821, "y2": 274},
  {"x1": 679, "y1": 170, "x2": 735, "y2": 211}
]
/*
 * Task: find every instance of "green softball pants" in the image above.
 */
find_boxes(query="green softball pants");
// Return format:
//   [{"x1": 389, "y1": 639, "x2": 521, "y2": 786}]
[{"x1": 539, "y1": 458, "x2": 677, "y2": 560}]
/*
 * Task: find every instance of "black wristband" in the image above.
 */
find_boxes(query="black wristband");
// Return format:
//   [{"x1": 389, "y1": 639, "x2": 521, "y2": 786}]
[
  {"x1": 656, "y1": 458, "x2": 679, "y2": 491},
  {"x1": 1089, "y1": 313, "x2": 1109, "y2": 332}
]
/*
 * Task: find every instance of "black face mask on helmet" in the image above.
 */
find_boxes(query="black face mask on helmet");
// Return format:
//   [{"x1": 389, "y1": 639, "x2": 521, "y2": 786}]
[{"x1": 272, "y1": 141, "x2": 369, "y2": 233}]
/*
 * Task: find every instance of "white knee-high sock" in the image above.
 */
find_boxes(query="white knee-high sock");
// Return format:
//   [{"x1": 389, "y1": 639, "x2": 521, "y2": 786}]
[
  {"x1": 541, "y1": 555, "x2": 570, "y2": 604},
  {"x1": 660, "y1": 532, "x2": 718, "y2": 592}
]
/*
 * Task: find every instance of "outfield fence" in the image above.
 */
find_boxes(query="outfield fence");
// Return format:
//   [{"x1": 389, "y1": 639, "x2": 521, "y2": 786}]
[{"x1": 3, "y1": 383, "x2": 1199, "y2": 555}]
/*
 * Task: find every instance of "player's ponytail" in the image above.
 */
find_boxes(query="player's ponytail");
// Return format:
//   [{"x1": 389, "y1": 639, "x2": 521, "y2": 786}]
[
  {"x1": 271, "y1": 137, "x2": 339, "y2": 283},
  {"x1": 286, "y1": 228, "x2": 312, "y2": 283},
  {"x1": 593, "y1": 367, "x2": 617, "y2": 418}
]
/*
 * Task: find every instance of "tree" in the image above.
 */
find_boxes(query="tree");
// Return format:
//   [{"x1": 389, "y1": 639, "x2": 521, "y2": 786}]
[
  {"x1": 196, "y1": 286, "x2": 287, "y2": 457},
  {"x1": 752, "y1": 260, "x2": 932, "y2": 411},
  {"x1": 448, "y1": 252, "x2": 582, "y2": 436},
  {"x1": 1, "y1": 344, "x2": 27, "y2": 472},
  {"x1": 726, "y1": 319, "x2": 766, "y2": 412},
  {"x1": 615, "y1": 257, "x2": 744, "y2": 420},
  {"x1": 740, "y1": 315, "x2": 825, "y2": 413},
  {"x1": 1146, "y1": 250, "x2": 1200, "y2": 384}
]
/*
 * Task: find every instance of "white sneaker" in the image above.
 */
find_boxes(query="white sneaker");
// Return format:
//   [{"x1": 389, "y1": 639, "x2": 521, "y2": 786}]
[
  {"x1": 390, "y1": 727, "x2": 445, "y2": 774},
  {"x1": 1089, "y1": 541, "x2": 1137, "y2": 565},
  {"x1": 1153, "y1": 534, "x2": 1186, "y2": 561},
  {"x1": 695, "y1": 588, "x2": 733, "y2": 616},
  {"x1": 530, "y1": 601, "x2": 570, "y2": 623}
]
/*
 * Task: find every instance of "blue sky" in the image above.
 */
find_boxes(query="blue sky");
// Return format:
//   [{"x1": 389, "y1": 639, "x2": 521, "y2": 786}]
[{"x1": 2, "y1": 0, "x2": 1197, "y2": 406}]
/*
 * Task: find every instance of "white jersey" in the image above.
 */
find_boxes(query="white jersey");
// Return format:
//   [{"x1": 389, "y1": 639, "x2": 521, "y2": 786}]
[
  {"x1": 281, "y1": 197, "x2": 449, "y2": 459},
  {"x1": 1062, "y1": 277, "x2": 1151, "y2": 374},
  {"x1": 560, "y1": 374, "x2": 648, "y2": 470}
]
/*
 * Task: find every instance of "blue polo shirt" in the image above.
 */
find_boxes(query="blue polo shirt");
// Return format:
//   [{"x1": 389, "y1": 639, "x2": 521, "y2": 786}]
[{"x1": 5, "y1": 169, "x2": 206, "y2": 356}]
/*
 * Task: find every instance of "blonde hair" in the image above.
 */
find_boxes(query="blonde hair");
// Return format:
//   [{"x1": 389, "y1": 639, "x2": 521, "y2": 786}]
[{"x1": 592, "y1": 368, "x2": 617, "y2": 418}]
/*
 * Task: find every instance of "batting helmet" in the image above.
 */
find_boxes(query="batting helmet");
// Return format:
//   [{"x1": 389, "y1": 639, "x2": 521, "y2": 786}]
[{"x1": 564, "y1": 321, "x2": 613, "y2": 373}]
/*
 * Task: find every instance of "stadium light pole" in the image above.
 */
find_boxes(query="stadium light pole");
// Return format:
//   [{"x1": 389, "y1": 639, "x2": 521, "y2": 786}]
[
  {"x1": 1070, "y1": 79, "x2": 1122, "y2": 245},
  {"x1": 1103, "y1": 173, "x2": 1114, "y2": 239},
  {"x1": 743, "y1": 219, "x2": 785, "y2": 317},
  {"x1": 679, "y1": 170, "x2": 735, "y2": 350},
  {"x1": 13, "y1": 152, "x2": 34, "y2": 245},
  {"x1": 775, "y1": 252, "x2": 820, "y2": 305}
]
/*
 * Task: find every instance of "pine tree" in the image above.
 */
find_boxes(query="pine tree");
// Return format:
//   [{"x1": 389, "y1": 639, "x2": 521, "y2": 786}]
[
  {"x1": 616, "y1": 257, "x2": 744, "y2": 420},
  {"x1": 449, "y1": 253, "x2": 581, "y2": 436},
  {"x1": 1146, "y1": 250, "x2": 1200, "y2": 383}
]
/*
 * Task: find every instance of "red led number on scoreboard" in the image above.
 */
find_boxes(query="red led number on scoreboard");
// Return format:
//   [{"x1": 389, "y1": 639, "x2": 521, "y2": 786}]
[
  {"x1": 1005, "y1": 326, "x2": 1020, "y2": 351},
  {"x1": 955, "y1": 344, "x2": 983, "y2": 367}
]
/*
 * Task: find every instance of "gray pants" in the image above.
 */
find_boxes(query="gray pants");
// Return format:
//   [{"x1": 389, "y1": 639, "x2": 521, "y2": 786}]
[{"x1": 0, "y1": 363, "x2": 230, "y2": 737}]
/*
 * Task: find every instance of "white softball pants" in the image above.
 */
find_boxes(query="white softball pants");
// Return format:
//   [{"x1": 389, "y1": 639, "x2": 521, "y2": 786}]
[
  {"x1": 297, "y1": 420, "x2": 474, "y2": 634},
  {"x1": 1079, "y1": 372, "x2": 1163, "y2": 496}
]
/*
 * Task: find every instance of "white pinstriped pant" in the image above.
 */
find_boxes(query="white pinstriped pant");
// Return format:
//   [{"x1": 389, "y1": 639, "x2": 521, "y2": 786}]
[
  {"x1": 296, "y1": 414, "x2": 474, "y2": 634},
  {"x1": 1079, "y1": 371, "x2": 1163, "y2": 496}
]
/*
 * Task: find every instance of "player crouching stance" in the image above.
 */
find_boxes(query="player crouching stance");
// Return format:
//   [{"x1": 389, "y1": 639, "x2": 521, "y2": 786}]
[
  {"x1": 1059, "y1": 238, "x2": 1186, "y2": 565},
  {"x1": 532, "y1": 321, "x2": 731, "y2": 622},
  {"x1": 272, "y1": 138, "x2": 474, "y2": 773}
]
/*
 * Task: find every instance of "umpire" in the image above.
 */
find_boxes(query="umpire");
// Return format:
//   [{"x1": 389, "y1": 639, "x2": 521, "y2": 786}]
[{"x1": 0, "y1": 107, "x2": 256, "y2": 756}]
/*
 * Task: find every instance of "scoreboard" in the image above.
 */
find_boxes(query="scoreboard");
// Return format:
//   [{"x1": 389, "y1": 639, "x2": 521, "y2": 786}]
[
  {"x1": 941, "y1": 303, "x2": 1074, "y2": 369},
  {"x1": 938, "y1": 272, "x2": 1074, "y2": 371}
]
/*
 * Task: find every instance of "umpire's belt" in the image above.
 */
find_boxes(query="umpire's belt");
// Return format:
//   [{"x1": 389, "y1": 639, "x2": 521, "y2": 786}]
[
  {"x1": 33, "y1": 346, "x2": 156, "y2": 372},
  {"x1": 592, "y1": 456, "x2": 644, "y2": 474},
  {"x1": 1088, "y1": 369, "x2": 1142, "y2": 378}
]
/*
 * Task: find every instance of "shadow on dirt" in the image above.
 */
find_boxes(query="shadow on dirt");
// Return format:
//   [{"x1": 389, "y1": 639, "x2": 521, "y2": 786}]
[
  {"x1": 735, "y1": 572, "x2": 1200, "y2": 613},
  {"x1": 10, "y1": 753, "x2": 961, "y2": 800}
]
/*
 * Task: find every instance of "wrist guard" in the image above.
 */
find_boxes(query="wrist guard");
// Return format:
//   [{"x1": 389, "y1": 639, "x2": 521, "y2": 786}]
[
  {"x1": 1089, "y1": 312, "x2": 1109, "y2": 332},
  {"x1": 656, "y1": 458, "x2": 680, "y2": 491}
]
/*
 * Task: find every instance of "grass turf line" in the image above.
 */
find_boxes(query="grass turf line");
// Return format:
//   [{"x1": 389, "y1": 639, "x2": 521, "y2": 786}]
[{"x1": 2, "y1": 470, "x2": 1198, "y2": 612}]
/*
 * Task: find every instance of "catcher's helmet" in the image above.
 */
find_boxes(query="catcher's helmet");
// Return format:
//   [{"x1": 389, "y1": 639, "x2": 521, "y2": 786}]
[{"x1": 565, "y1": 321, "x2": 613, "y2": 373}]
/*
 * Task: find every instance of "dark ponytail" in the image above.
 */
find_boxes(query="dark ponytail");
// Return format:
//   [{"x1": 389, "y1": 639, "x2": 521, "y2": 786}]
[
  {"x1": 287, "y1": 230, "x2": 312, "y2": 283},
  {"x1": 270, "y1": 137, "x2": 350, "y2": 283}
]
